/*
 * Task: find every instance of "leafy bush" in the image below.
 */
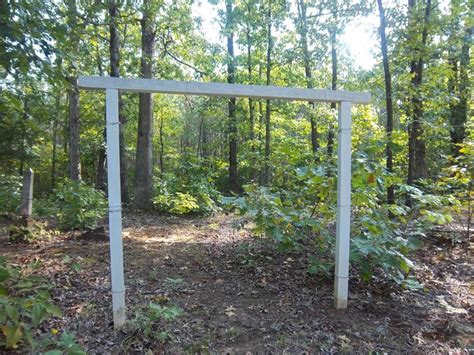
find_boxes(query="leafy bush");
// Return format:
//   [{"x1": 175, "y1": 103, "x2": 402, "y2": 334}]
[
  {"x1": 227, "y1": 147, "x2": 456, "y2": 288},
  {"x1": 124, "y1": 303, "x2": 183, "y2": 347},
  {"x1": 153, "y1": 158, "x2": 221, "y2": 215},
  {"x1": 0, "y1": 174, "x2": 22, "y2": 215},
  {"x1": 0, "y1": 256, "x2": 84, "y2": 353},
  {"x1": 51, "y1": 179, "x2": 107, "y2": 230},
  {"x1": 8, "y1": 222, "x2": 58, "y2": 244}
]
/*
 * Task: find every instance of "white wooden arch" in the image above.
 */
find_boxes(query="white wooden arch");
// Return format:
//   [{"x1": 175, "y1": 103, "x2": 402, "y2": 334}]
[{"x1": 77, "y1": 76, "x2": 371, "y2": 328}]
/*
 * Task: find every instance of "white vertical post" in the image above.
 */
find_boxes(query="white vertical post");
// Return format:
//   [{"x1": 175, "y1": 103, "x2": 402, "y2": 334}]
[
  {"x1": 105, "y1": 89, "x2": 126, "y2": 328},
  {"x1": 20, "y1": 168, "x2": 34, "y2": 227},
  {"x1": 334, "y1": 101, "x2": 352, "y2": 309}
]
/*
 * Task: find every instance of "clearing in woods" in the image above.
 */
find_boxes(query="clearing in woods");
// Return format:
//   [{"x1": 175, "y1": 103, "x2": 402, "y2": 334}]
[{"x1": 1, "y1": 213, "x2": 472, "y2": 352}]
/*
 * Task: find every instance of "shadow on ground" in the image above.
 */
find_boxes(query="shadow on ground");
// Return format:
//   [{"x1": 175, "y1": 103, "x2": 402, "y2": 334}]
[{"x1": 1, "y1": 213, "x2": 472, "y2": 353}]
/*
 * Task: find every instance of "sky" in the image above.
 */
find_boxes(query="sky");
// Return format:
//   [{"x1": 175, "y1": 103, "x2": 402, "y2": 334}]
[{"x1": 191, "y1": 1, "x2": 380, "y2": 70}]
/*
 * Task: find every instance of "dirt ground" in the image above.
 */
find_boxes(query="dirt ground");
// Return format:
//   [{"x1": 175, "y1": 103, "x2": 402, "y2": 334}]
[{"x1": 1, "y1": 213, "x2": 473, "y2": 353}]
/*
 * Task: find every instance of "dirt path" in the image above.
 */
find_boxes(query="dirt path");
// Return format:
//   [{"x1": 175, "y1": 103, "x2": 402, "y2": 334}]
[{"x1": 1, "y1": 213, "x2": 473, "y2": 353}]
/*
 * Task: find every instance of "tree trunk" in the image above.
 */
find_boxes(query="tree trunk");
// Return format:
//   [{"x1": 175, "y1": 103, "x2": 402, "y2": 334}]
[
  {"x1": 51, "y1": 95, "x2": 60, "y2": 189},
  {"x1": 377, "y1": 0, "x2": 395, "y2": 205},
  {"x1": 66, "y1": 0, "x2": 80, "y2": 181},
  {"x1": 246, "y1": 22, "x2": 255, "y2": 141},
  {"x1": 19, "y1": 96, "x2": 28, "y2": 176},
  {"x1": 96, "y1": 44, "x2": 107, "y2": 191},
  {"x1": 327, "y1": 29, "x2": 337, "y2": 157},
  {"x1": 246, "y1": 3, "x2": 258, "y2": 182},
  {"x1": 407, "y1": 0, "x2": 431, "y2": 199},
  {"x1": 226, "y1": 0, "x2": 239, "y2": 194},
  {"x1": 67, "y1": 76, "x2": 81, "y2": 181},
  {"x1": 108, "y1": 0, "x2": 129, "y2": 203},
  {"x1": 296, "y1": 0, "x2": 319, "y2": 156},
  {"x1": 258, "y1": 62, "x2": 264, "y2": 142},
  {"x1": 159, "y1": 113, "x2": 164, "y2": 175},
  {"x1": 134, "y1": 0, "x2": 155, "y2": 209},
  {"x1": 449, "y1": 18, "x2": 472, "y2": 157},
  {"x1": 263, "y1": 4, "x2": 272, "y2": 186}
]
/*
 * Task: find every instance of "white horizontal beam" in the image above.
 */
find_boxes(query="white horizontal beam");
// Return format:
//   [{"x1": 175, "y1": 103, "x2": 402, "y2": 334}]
[{"x1": 78, "y1": 76, "x2": 371, "y2": 104}]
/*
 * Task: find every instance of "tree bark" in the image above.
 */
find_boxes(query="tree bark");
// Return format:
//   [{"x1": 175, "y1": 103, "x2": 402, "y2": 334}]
[
  {"x1": 377, "y1": 0, "x2": 395, "y2": 205},
  {"x1": 108, "y1": 0, "x2": 130, "y2": 203},
  {"x1": 327, "y1": 29, "x2": 337, "y2": 157},
  {"x1": 134, "y1": 0, "x2": 155, "y2": 209},
  {"x1": 159, "y1": 113, "x2": 164, "y2": 175},
  {"x1": 66, "y1": 0, "x2": 80, "y2": 181},
  {"x1": 226, "y1": 0, "x2": 239, "y2": 194},
  {"x1": 51, "y1": 95, "x2": 60, "y2": 189},
  {"x1": 407, "y1": 0, "x2": 431, "y2": 198},
  {"x1": 263, "y1": 4, "x2": 272, "y2": 186},
  {"x1": 96, "y1": 44, "x2": 107, "y2": 191},
  {"x1": 296, "y1": 0, "x2": 319, "y2": 156},
  {"x1": 67, "y1": 76, "x2": 81, "y2": 181},
  {"x1": 449, "y1": 14, "x2": 472, "y2": 157},
  {"x1": 246, "y1": 10, "x2": 255, "y2": 142}
]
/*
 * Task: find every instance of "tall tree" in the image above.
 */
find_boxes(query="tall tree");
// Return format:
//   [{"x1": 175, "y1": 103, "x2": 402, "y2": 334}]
[
  {"x1": 226, "y1": 0, "x2": 239, "y2": 193},
  {"x1": 263, "y1": 2, "x2": 273, "y2": 185},
  {"x1": 134, "y1": 0, "x2": 156, "y2": 209},
  {"x1": 448, "y1": 0, "x2": 472, "y2": 157},
  {"x1": 377, "y1": 0, "x2": 395, "y2": 205},
  {"x1": 109, "y1": 0, "x2": 130, "y2": 204},
  {"x1": 406, "y1": 0, "x2": 431, "y2": 197},
  {"x1": 244, "y1": 0, "x2": 256, "y2": 143},
  {"x1": 296, "y1": 0, "x2": 319, "y2": 156},
  {"x1": 66, "y1": 0, "x2": 81, "y2": 181}
]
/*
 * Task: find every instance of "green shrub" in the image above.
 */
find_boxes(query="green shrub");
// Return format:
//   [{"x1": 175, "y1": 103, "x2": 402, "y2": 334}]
[
  {"x1": 124, "y1": 303, "x2": 183, "y2": 348},
  {"x1": 0, "y1": 256, "x2": 84, "y2": 353},
  {"x1": 52, "y1": 179, "x2": 107, "y2": 230},
  {"x1": 8, "y1": 222, "x2": 58, "y2": 244},
  {"x1": 0, "y1": 174, "x2": 22, "y2": 215},
  {"x1": 227, "y1": 147, "x2": 456, "y2": 289},
  {"x1": 153, "y1": 158, "x2": 221, "y2": 214}
]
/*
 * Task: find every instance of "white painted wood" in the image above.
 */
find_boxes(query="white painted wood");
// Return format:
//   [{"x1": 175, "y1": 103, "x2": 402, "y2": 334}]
[
  {"x1": 78, "y1": 76, "x2": 371, "y2": 104},
  {"x1": 20, "y1": 168, "x2": 34, "y2": 219},
  {"x1": 335, "y1": 101, "x2": 352, "y2": 309},
  {"x1": 105, "y1": 89, "x2": 126, "y2": 328},
  {"x1": 79, "y1": 76, "x2": 370, "y2": 327}
]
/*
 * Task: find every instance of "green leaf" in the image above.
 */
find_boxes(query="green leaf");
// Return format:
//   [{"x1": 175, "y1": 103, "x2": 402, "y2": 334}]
[
  {"x1": 0, "y1": 267, "x2": 11, "y2": 282},
  {"x1": 5, "y1": 324, "x2": 23, "y2": 348},
  {"x1": 32, "y1": 304, "x2": 46, "y2": 326},
  {"x1": 5, "y1": 304, "x2": 19, "y2": 324},
  {"x1": 44, "y1": 303, "x2": 62, "y2": 317},
  {"x1": 45, "y1": 350, "x2": 63, "y2": 355},
  {"x1": 0, "y1": 284, "x2": 8, "y2": 296}
]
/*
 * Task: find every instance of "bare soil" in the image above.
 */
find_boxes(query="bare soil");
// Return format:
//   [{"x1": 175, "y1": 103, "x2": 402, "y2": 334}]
[{"x1": 1, "y1": 213, "x2": 473, "y2": 353}]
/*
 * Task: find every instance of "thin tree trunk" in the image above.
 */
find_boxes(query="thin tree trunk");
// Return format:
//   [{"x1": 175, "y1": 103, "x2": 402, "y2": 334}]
[
  {"x1": 246, "y1": 3, "x2": 258, "y2": 182},
  {"x1": 327, "y1": 30, "x2": 337, "y2": 157},
  {"x1": 134, "y1": 0, "x2": 155, "y2": 209},
  {"x1": 450, "y1": 21, "x2": 472, "y2": 157},
  {"x1": 263, "y1": 4, "x2": 272, "y2": 185},
  {"x1": 19, "y1": 97, "x2": 28, "y2": 176},
  {"x1": 108, "y1": 0, "x2": 129, "y2": 203},
  {"x1": 159, "y1": 113, "x2": 164, "y2": 175},
  {"x1": 202, "y1": 117, "x2": 208, "y2": 159},
  {"x1": 296, "y1": 0, "x2": 319, "y2": 156},
  {"x1": 226, "y1": 0, "x2": 239, "y2": 194},
  {"x1": 258, "y1": 62, "x2": 264, "y2": 142},
  {"x1": 246, "y1": 23, "x2": 255, "y2": 141},
  {"x1": 67, "y1": 76, "x2": 81, "y2": 180},
  {"x1": 407, "y1": 0, "x2": 431, "y2": 201},
  {"x1": 51, "y1": 95, "x2": 60, "y2": 189},
  {"x1": 96, "y1": 44, "x2": 107, "y2": 191},
  {"x1": 66, "y1": 0, "x2": 80, "y2": 181},
  {"x1": 377, "y1": 0, "x2": 395, "y2": 205}
]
